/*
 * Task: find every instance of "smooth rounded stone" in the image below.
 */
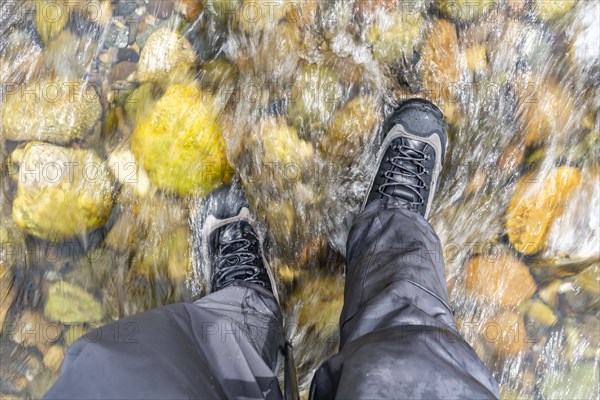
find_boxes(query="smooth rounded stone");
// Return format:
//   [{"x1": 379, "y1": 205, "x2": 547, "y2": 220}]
[
  {"x1": 44, "y1": 281, "x2": 103, "y2": 323},
  {"x1": 541, "y1": 361, "x2": 599, "y2": 400},
  {"x1": 538, "y1": 280, "x2": 561, "y2": 307},
  {"x1": 523, "y1": 299, "x2": 558, "y2": 327},
  {"x1": 10, "y1": 142, "x2": 114, "y2": 241},
  {"x1": 569, "y1": 1, "x2": 599, "y2": 74},
  {"x1": 12, "y1": 311, "x2": 61, "y2": 351},
  {"x1": 177, "y1": 0, "x2": 204, "y2": 21},
  {"x1": 535, "y1": 0, "x2": 576, "y2": 22},
  {"x1": 420, "y1": 19, "x2": 460, "y2": 111},
  {"x1": 43, "y1": 344, "x2": 65, "y2": 372},
  {"x1": 202, "y1": 0, "x2": 241, "y2": 22},
  {"x1": 263, "y1": 199, "x2": 295, "y2": 243},
  {"x1": 107, "y1": 146, "x2": 153, "y2": 197},
  {"x1": 245, "y1": 117, "x2": 315, "y2": 190},
  {"x1": 117, "y1": 47, "x2": 140, "y2": 63},
  {"x1": 167, "y1": 226, "x2": 192, "y2": 285},
  {"x1": 464, "y1": 254, "x2": 536, "y2": 307},
  {"x1": 131, "y1": 84, "x2": 234, "y2": 197},
  {"x1": 109, "y1": 61, "x2": 137, "y2": 82},
  {"x1": 319, "y1": 96, "x2": 381, "y2": 164},
  {"x1": 517, "y1": 80, "x2": 576, "y2": 145},
  {"x1": 483, "y1": 310, "x2": 530, "y2": 358},
  {"x1": 576, "y1": 264, "x2": 599, "y2": 296},
  {"x1": 137, "y1": 28, "x2": 197, "y2": 83},
  {"x1": 434, "y1": 0, "x2": 494, "y2": 21},
  {"x1": 288, "y1": 65, "x2": 344, "y2": 134},
  {"x1": 2, "y1": 78, "x2": 101, "y2": 144},
  {"x1": 35, "y1": 0, "x2": 70, "y2": 44},
  {"x1": 505, "y1": 166, "x2": 582, "y2": 255},
  {"x1": 366, "y1": 10, "x2": 424, "y2": 64}
]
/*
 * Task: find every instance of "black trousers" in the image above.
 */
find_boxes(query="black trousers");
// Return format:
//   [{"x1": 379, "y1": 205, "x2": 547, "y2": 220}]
[{"x1": 45, "y1": 199, "x2": 499, "y2": 399}]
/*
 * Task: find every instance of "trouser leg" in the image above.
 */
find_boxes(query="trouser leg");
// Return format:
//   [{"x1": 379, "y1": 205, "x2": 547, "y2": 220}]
[
  {"x1": 45, "y1": 282, "x2": 284, "y2": 400},
  {"x1": 310, "y1": 198, "x2": 500, "y2": 399}
]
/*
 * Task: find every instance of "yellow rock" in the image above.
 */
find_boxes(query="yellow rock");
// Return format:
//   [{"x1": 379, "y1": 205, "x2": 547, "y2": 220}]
[
  {"x1": 435, "y1": 0, "x2": 494, "y2": 21},
  {"x1": 465, "y1": 45, "x2": 488, "y2": 73},
  {"x1": 506, "y1": 166, "x2": 582, "y2": 255},
  {"x1": 465, "y1": 254, "x2": 536, "y2": 307},
  {"x1": 11, "y1": 142, "x2": 114, "y2": 241},
  {"x1": 293, "y1": 271, "x2": 344, "y2": 334},
  {"x1": 538, "y1": 280, "x2": 561, "y2": 307},
  {"x1": 288, "y1": 65, "x2": 343, "y2": 133},
  {"x1": 535, "y1": 0, "x2": 576, "y2": 22},
  {"x1": 483, "y1": 310, "x2": 530, "y2": 358},
  {"x1": 420, "y1": 19, "x2": 460, "y2": 105},
  {"x1": 524, "y1": 299, "x2": 558, "y2": 327},
  {"x1": 137, "y1": 28, "x2": 197, "y2": 83},
  {"x1": 2, "y1": 78, "x2": 102, "y2": 144},
  {"x1": 42, "y1": 345, "x2": 65, "y2": 372},
  {"x1": 167, "y1": 226, "x2": 192, "y2": 285},
  {"x1": 319, "y1": 96, "x2": 381, "y2": 164},
  {"x1": 366, "y1": 10, "x2": 424, "y2": 63},
  {"x1": 12, "y1": 311, "x2": 61, "y2": 350},
  {"x1": 44, "y1": 281, "x2": 104, "y2": 324},
  {"x1": 517, "y1": 80, "x2": 576, "y2": 145},
  {"x1": 35, "y1": 0, "x2": 70, "y2": 44},
  {"x1": 131, "y1": 84, "x2": 234, "y2": 197}
]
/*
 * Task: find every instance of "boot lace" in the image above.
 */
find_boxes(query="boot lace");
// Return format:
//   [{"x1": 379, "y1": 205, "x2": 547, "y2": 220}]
[
  {"x1": 378, "y1": 144, "x2": 430, "y2": 208},
  {"x1": 214, "y1": 236, "x2": 266, "y2": 288}
]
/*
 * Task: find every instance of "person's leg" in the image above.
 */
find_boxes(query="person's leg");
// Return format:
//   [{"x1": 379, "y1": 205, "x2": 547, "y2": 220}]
[
  {"x1": 310, "y1": 99, "x2": 499, "y2": 399},
  {"x1": 45, "y1": 282, "x2": 284, "y2": 400},
  {"x1": 46, "y1": 183, "x2": 285, "y2": 400},
  {"x1": 311, "y1": 200, "x2": 498, "y2": 399}
]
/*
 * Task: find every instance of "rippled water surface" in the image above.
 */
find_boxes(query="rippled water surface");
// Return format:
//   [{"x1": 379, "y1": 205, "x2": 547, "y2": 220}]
[{"x1": 0, "y1": 0, "x2": 598, "y2": 398}]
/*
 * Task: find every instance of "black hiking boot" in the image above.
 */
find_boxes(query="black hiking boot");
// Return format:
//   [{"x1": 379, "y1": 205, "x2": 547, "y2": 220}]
[
  {"x1": 363, "y1": 98, "x2": 447, "y2": 219},
  {"x1": 194, "y1": 183, "x2": 278, "y2": 300}
]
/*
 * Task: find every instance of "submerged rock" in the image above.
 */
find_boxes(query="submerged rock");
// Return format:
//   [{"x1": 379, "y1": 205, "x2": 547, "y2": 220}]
[
  {"x1": 366, "y1": 9, "x2": 424, "y2": 64},
  {"x1": 44, "y1": 281, "x2": 103, "y2": 323},
  {"x1": 42, "y1": 345, "x2": 65, "y2": 372},
  {"x1": 484, "y1": 310, "x2": 530, "y2": 358},
  {"x1": 434, "y1": 0, "x2": 494, "y2": 21},
  {"x1": 288, "y1": 65, "x2": 344, "y2": 135},
  {"x1": 319, "y1": 96, "x2": 381, "y2": 164},
  {"x1": 541, "y1": 362, "x2": 599, "y2": 400},
  {"x1": 517, "y1": 80, "x2": 576, "y2": 145},
  {"x1": 2, "y1": 78, "x2": 102, "y2": 144},
  {"x1": 11, "y1": 142, "x2": 114, "y2": 241},
  {"x1": 535, "y1": 0, "x2": 576, "y2": 22},
  {"x1": 420, "y1": 19, "x2": 460, "y2": 111},
  {"x1": 505, "y1": 166, "x2": 582, "y2": 255},
  {"x1": 464, "y1": 254, "x2": 536, "y2": 307},
  {"x1": 137, "y1": 28, "x2": 197, "y2": 83},
  {"x1": 131, "y1": 84, "x2": 233, "y2": 197}
]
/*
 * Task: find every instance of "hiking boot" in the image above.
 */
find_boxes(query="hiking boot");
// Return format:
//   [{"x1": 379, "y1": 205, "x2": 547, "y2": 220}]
[
  {"x1": 194, "y1": 183, "x2": 278, "y2": 300},
  {"x1": 363, "y1": 98, "x2": 447, "y2": 219}
]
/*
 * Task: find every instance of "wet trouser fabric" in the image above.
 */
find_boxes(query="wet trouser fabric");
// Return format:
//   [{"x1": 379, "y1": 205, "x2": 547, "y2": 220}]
[{"x1": 45, "y1": 199, "x2": 499, "y2": 400}]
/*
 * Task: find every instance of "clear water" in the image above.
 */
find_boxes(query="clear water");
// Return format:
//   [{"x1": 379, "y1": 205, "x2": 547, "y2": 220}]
[{"x1": 0, "y1": 0, "x2": 598, "y2": 398}]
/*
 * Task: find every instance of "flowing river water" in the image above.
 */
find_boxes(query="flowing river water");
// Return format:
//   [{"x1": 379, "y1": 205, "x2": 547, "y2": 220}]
[{"x1": 0, "y1": 0, "x2": 598, "y2": 398}]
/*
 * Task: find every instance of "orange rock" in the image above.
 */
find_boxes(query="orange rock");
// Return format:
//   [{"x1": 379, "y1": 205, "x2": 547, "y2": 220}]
[
  {"x1": 517, "y1": 80, "x2": 576, "y2": 145},
  {"x1": 420, "y1": 19, "x2": 460, "y2": 107},
  {"x1": 506, "y1": 166, "x2": 582, "y2": 255},
  {"x1": 482, "y1": 310, "x2": 531, "y2": 357},
  {"x1": 465, "y1": 254, "x2": 536, "y2": 307}
]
